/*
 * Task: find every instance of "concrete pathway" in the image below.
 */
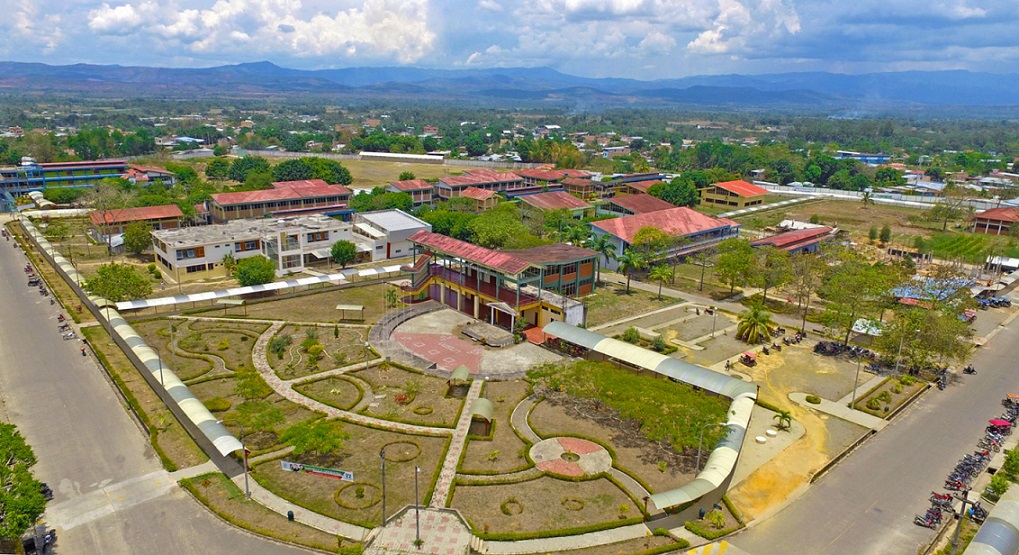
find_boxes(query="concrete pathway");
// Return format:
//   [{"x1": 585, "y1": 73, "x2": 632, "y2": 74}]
[
  {"x1": 229, "y1": 473, "x2": 372, "y2": 542},
  {"x1": 430, "y1": 379, "x2": 484, "y2": 508},
  {"x1": 509, "y1": 394, "x2": 541, "y2": 444},
  {"x1": 788, "y1": 391, "x2": 888, "y2": 431},
  {"x1": 485, "y1": 522, "x2": 653, "y2": 554},
  {"x1": 365, "y1": 507, "x2": 474, "y2": 555}
]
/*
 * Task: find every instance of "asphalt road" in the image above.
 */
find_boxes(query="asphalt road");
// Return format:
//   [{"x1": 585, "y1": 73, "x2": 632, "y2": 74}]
[
  {"x1": 730, "y1": 311, "x2": 1019, "y2": 554},
  {"x1": 0, "y1": 234, "x2": 310, "y2": 554}
]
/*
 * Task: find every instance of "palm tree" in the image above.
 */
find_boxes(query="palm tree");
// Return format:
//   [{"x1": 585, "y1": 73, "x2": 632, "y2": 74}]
[
  {"x1": 384, "y1": 288, "x2": 399, "y2": 308},
  {"x1": 648, "y1": 265, "x2": 674, "y2": 300},
  {"x1": 736, "y1": 302, "x2": 774, "y2": 343},
  {"x1": 773, "y1": 409, "x2": 792, "y2": 431},
  {"x1": 616, "y1": 249, "x2": 646, "y2": 294},
  {"x1": 588, "y1": 234, "x2": 617, "y2": 284},
  {"x1": 861, "y1": 191, "x2": 873, "y2": 206}
]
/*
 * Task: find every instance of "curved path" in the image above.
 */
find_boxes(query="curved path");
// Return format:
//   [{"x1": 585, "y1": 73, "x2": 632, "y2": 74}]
[{"x1": 252, "y1": 322, "x2": 452, "y2": 437}]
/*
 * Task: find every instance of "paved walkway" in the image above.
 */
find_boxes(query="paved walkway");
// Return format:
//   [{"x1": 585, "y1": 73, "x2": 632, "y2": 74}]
[
  {"x1": 364, "y1": 507, "x2": 474, "y2": 555},
  {"x1": 430, "y1": 379, "x2": 484, "y2": 508},
  {"x1": 509, "y1": 394, "x2": 541, "y2": 443},
  {"x1": 788, "y1": 389, "x2": 889, "y2": 431}
]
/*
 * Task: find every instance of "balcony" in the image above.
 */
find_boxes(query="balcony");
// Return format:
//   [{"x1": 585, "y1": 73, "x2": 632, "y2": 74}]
[{"x1": 407, "y1": 265, "x2": 540, "y2": 306}]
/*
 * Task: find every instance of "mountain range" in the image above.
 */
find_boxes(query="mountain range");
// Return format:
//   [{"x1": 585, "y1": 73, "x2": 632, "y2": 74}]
[{"x1": 0, "y1": 60, "x2": 1016, "y2": 110}]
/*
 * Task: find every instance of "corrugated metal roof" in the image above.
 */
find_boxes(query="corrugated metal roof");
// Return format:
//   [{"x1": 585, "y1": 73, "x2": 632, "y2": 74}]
[
  {"x1": 519, "y1": 191, "x2": 592, "y2": 212},
  {"x1": 713, "y1": 180, "x2": 769, "y2": 197},
  {"x1": 591, "y1": 207, "x2": 736, "y2": 245},
  {"x1": 212, "y1": 180, "x2": 351, "y2": 206},
  {"x1": 470, "y1": 398, "x2": 494, "y2": 422},
  {"x1": 89, "y1": 204, "x2": 183, "y2": 226},
  {"x1": 609, "y1": 194, "x2": 674, "y2": 214},
  {"x1": 460, "y1": 187, "x2": 496, "y2": 200},
  {"x1": 408, "y1": 230, "x2": 532, "y2": 275},
  {"x1": 389, "y1": 179, "x2": 434, "y2": 191}
]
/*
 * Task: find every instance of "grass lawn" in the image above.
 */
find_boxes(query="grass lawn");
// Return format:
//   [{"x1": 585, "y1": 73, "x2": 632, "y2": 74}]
[
  {"x1": 583, "y1": 282, "x2": 679, "y2": 327},
  {"x1": 189, "y1": 376, "x2": 321, "y2": 455},
  {"x1": 294, "y1": 376, "x2": 363, "y2": 411},
  {"x1": 529, "y1": 361, "x2": 730, "y2": 454},
  {"x1": 268, "y1": 324, "x2": 369, "y2": 380},
  {"x1": 852, "y1": 376, "x2": 925, "y2": 417},
  {"x1": 460, "y1": 381, "x2": 532, "y2": 474},
  {"x1": 451, "y1": 476, "x2": 637, "y2": 536},
  {"x1": 241, "y1": 283, "x2": 392, "y2": 325},
  {"x1": 81, "y1": 324, "x2": 208, "y2": 471},
  {"x1": 132, "y1": 319, "x2": 215, "y2": 380},
  {"x1": 921, "y1": 231, "x2": 1019, "y2": 262},
  {"x1": 560, "y1": 535, "x2": 687, "y2": 555},
  {"x1": 178, "y1": 328, "x2": 261, "y2": 372},
  {"x1": 350, "y1": 365, "x2": 464, "y2": 428},
  {"x1": 251, "y1": 424, "x2": 449, "y2": 527},
  {"x1": 181, "y1": 472, "x2": 344, "y2": 552}
]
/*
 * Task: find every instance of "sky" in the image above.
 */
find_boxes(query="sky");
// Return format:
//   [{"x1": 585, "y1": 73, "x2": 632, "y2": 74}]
[{"x1": 1, "y1": 0, "x2": 1015, "y2": 79}]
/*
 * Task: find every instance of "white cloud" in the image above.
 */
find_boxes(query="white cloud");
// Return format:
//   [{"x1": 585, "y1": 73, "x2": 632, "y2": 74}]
[
  {"x1": 83, "y1": 0, "x2": 437, "y2": 63},
  {"x1": 688, "y1": 0, "x2": 800, "y2": 55}
]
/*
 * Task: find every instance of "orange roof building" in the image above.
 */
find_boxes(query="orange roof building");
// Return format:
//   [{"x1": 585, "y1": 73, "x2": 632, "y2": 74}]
[
  {"x1": 700, "y1": 179, "x2": 769, "y2": 209},
  {"x1": 591, "y1": 207, "x2": 740, "y2": 270}
]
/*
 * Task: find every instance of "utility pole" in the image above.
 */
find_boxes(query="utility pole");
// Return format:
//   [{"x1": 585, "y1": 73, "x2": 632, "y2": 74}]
[{"x1": 950, "y1": 488, "x2": 972, "y2": 555}]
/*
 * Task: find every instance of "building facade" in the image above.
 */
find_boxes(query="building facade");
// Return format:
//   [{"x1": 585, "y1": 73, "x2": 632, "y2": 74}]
[
  {"x1": 971, "y1": 207, "x2": 1019, "y2": 235},
  {"x1": 151, "y1": 214, "x2": 354, "y2": 282},
  {"x1": 591, "y1": 207, "x2": 740, "y2": 270},
  {"x1": 386, "y1": 178, "x2": 435, "y2": 207},
  {"x1": 352, "y1": 209, "x2": 432, "y2": 261},
  {"x1": 207, "y1": 179, "x2": 352, "y2": 223},
  {"x1": 1, "y1": 159, "x2": 129, "y2": 193},
  {"x1": 700, "y1": 180, "x2": 769, "y2": 209}
]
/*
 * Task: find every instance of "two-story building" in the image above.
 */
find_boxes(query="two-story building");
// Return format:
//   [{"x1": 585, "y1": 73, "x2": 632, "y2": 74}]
[
  {"x1": 206, "y1": 179, "x2": 352, "y2": 223},
  {"x1": 513, "y1": 169, "x2": 592, "y2": 191},
  {"x1": 402, "y1": 231, "x2": 597, "y2": 329},
  {"x1": 151, "y1": 214, "x2": 354, "y2": 282},
  {"x1": 590, "y1": 207, "x2": 740, "y2": 270},
  {"x1": 699, "y1": 180, "x2": 768, "y2": 209},
  {"x1": 434, "y1": 169, "x2": 523, "y2": 200},
  {"x1": 460, "y1": 187, "x2": 499, "y2": 213},
  {"x1": 351, "y1": 209, "x2": 432, "y2": 261},
  {"x1": 518, "y1": 191, "x2": 593, "y2": 221},
  {"x1": 387, "y1": 178, "x2": 435, "y2": 207},
  {"x1": 90, "y1": 204, "x2": 184, "y2": 238},
  {"x1": 750, "y1": 226, "x2": 837, "y2": 254},
  {"x1": 1, "y1": 159, "x2": 130, "y2": 194},
  {"x1": 603, "y1": 194, "x2": 674, "y2": 216}
]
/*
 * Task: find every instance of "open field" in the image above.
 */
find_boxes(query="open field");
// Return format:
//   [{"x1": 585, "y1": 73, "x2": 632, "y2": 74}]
[
  {"x1": 340, "y1": 159, "x2": 515, "y2": 189},
  {"x1": 583, "y1": 282, "x2": 681, "y2": 327}
]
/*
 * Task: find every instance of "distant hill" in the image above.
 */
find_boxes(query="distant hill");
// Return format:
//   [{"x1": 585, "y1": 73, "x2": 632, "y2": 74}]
[{"x1": 0, "y1": 60, "x2": 1017, "y2": 108}]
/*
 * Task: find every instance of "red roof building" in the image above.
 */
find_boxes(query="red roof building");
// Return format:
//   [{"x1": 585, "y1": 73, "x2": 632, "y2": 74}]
[
  {"x1": 387, "y1": 178, "x2": 435, "y2": 206},
  {"x1": 591, "y1": 207, "x2": 740, "y2": 270},
  {"x1": 518, "y1": 191, "x2": 592, "y2": 216},
  {"x1": 701, "y1": 179, "x2": 769, "y2": 209},
  {"x1": 751, "y1": 226, "x2": 835, "y2": 253},
  {"x1": 514, "y1": 169, "x2": 592, "y2": 188},
  {"x1": 435, "y1": 170, "x2": 523, "y2": 200},
  {"x1": 208, "y1": 179, "x2": 352, "y2": 223},
  {"x1": 971, "y1": 207, "x2": 1019, "y2": 235},
  {"x1": 460, "y1": 186, "x2": 499, "y2": 213},
  {"x1": 606, "y1": 194, "x2": 674, "y2": 215},
  {"x1": 89, "y1": 204, "x2": 184, "y2": 238}
]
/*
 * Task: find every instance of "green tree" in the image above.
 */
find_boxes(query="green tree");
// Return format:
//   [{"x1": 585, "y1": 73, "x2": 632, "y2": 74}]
[
  {"x1": 234, "y1": 370, "x2": 272, "y2": 400},
  {"x1": 790, "y1": 252, "x2": 826, "y2": 331},
  {"x1": 221, "y1": 253, "x2": 237, "y2": 277},
  {"x1": 85, "y1": 263, "x2": 153, "y2": 302},
  {"x1": 0, "y1": 422, "x2": 47, "y2": 539},
  {"x1": 122, "y1": 221, "x2": 152, "y2": 256},
  {"x1": 227, "y1": 155, "x2": 270, "y2": 182},
  {"x1": 588, "y1": 233, "x2": 616, "y2": 284},
  {"x1": 820, "y1": 255, "x2": 902, "y2": 345},
  {"x1": 691, "y1": 247, "x2": 716, "y2": 292},
  {"x1": 874, "y1": 307, "x2": 972, "y2": 374},
  {"x1": 398, "y1": 171, "x2": 416, "y2": 181},
  {"x1": 1005, "y1": 449, "x2": 1019, "y2": 479},
  {"x1": 756, "y1": 246, "x2": 792, "y2": 303},
  {"x1": 244, "y1": 170, "x2": 274, "y2": 190},
  {"x1": 648, "y1": 177, "x2": 699, "y2": 207},
  {"x1": 230, "y1": 400, "x2": 284, "y2": 433},
  {"x1": 303, "y1": 157, "x2": 352, "y2": 185},
  {"x1": 330, "y1": 240, "x2": 357, "y2": 268},
  {"x1": 464, "y1": 132, "x2": 487, "y2": 157},
  {"x1": 773, "y1": 410, "x2": 793, "y2": 431},
  {"x1": 204, "y1": 157, "x2": 231, "y2": 180},
  {"x1": 280, "y1": 419, "x2": 349, "y2": 457},
  {"x1": 235, "y1": 255, "x2": 276, "y2": 286},
  {"x1": 737, "y1": 302, "x2": 773, "y2": 343},
  {"x1": 648, "y1": 265, "x2": 674, "y2": 300},
  {"x1": 632, "y1": 226, "x2": 671, "y2": 264},
  {"x1": 85, "y1": 178, "x2": 136, "y2": 255},
  {"x1": 715, "y1": 238, "x2": 756, "y2": 295},
  {"x1": 616, "y1": 249, "x2": 647, "y2": 294},
  {"x1": 272, "y1": 158, "x2": 314, "y2": 182},
  {"x1": 879, "y1": 224, "x2": 892, "y2": 244},
  {"x1": 469, "y1": 203, "x2": 530, "y2": 249},
  {"x1": 384, "y1": 288, "x2": 399, "y2": 308},
  {"x1": 868, "y1": 226, "x2": 878, "y2": 242}
]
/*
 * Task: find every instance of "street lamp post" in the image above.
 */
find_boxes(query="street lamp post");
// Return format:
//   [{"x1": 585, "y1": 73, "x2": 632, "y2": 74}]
[
  {"x1": 850, "y1": 357, "x2": 863, "y2": 409},
  {"x1": 695, "y1": 422, "x2": 729, "y2": 471},
  {"x1": 710, "y1": 306, "x2": 718, "y2": 338},
  {"x1": 239, "y1": 423, "x2": 250, "y2": 499},
  {"x1": 380, "y1": 446, "x2": 388, "y2": 525},
  {"x1": 157, "y1": 349, "x2": 165, "y2": 404},
  {"x1": 414, "y1": 466, "x2": 421, "y2": 548},
  {"x1": 951, "y1": 488, "x2": 972, "y2": 555},
  {"x1": 893, "y1": 329, "x2": 919, "y2": 375}
]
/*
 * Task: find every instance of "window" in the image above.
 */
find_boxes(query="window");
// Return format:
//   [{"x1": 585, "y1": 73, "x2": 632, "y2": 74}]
[
  {"x1": 185, "y1": 263, "x2": 207, "y2": 273},
  {"x1": 307, "y1": 231, "x2": 328, "y2": 243},
  {"x1": 562, "y1": 262, "x2": 578, "y2": 275},
  {"x1": 176, "y1": 247, "x2": 203, "y2": 260},
  {"x1": 235, "y1": 240, "x2": 259, "y2": 252},
  {"x1": 282, "y1": 254, "x2": 301, "y2": 269}
]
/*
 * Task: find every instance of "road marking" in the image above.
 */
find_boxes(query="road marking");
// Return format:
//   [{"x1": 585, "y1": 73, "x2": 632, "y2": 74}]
[{"x1": 46, "y1": 470, "x2": 177, "y2": 530}]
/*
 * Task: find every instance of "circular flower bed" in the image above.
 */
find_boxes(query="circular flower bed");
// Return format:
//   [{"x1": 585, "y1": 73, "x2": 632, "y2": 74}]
[
  {"x1": 381, "y1": 441, "x2": 421, "y2": 462},
  {"x1": 412, "y1": 406, "x2": 434, "y2": 415},
  {"x1": 561, "y1": 497, "x2": 585, "y2": 511},
  {"x1": 335, "y1": 482, "x2": 381, "y2": 510},
  {"x1": 500, "y1": 497, "x2": 523, "y2": 516}
]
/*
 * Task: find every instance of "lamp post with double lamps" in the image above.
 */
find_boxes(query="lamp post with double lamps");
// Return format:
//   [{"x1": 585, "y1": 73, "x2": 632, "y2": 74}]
[
  {"x1": 379, "y1": 446, "x2": 388, "y2": 525},
  {"x1": 414, "y1": 466, "x2": 421, "y2": 548}
]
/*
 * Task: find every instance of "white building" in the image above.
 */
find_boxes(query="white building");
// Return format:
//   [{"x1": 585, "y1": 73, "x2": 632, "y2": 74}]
[
  {"x1": 352, "y1": 209, "x2": 432, "y2": 261},
  {"x1": 151, "y1": 214, "x2": 355, "y2": 283}
]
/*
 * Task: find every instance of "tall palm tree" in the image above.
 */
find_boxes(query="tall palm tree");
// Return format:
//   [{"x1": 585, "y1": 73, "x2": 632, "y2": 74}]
[
  {"x1": 648, "y1": 265, "x2": 674, "y2": 300},
  {"x1": 588, "y1": 234, "x2": 617, "y2": 284},
  {"x1": 736, "y1": 302, "x2": 774, "y2": 344},
  {"x1": 616, "y1": 249, "x2": 646, "y2": 294}
]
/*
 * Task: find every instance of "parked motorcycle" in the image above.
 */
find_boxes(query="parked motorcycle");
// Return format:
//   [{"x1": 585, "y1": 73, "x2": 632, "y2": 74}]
[{"x1": 963, "y1": 365, "x2": 977, "y2": 375}]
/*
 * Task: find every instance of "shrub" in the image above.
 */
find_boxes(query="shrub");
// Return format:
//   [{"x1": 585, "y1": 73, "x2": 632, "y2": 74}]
[
  {"x1": 651, "y1": 335, "x2": 668, "y2": 352},
  {"x1": 1004, "y1": 449, "x2": 1019, "y2": 479},
  {"x1": 707, "y1": 509, "x2": 726, "y2": 529},
  {"x1": 866, "y1": 398, "x2": 881, "y2": 410},
  {"x1": 147, "y1": 263, "x2": 157, "y2": 274},
  {"x1": 269, "y1": 334, "x2": 292, "y2": 358},
  {"x1": 652, "y1": 527, "x2": 670, "y2": 537},
  {"x1": 217, "y1": 338, "x2": 230, "y2": 350},
  {"x1": 805, "y1": 395, "x2": 821, "y2": 404},
  {"x1": 987, "y1": 473, "x2": 1011, "y2": 500},
  {"x1": 899, "y1": 375, "x2": 916, "y2": 386},
  {"x1": 205, "y1": 397, "x2": 232, "y2": 412},
  {"x1": 892, "y1": 383, "x2": 903, "y2": 394},
  {"x1": 621, "y1": 327, "x2": 641, "y2": 344},
  {"x1": 877, "y1": 390, "x2": 892, "y2": 403}
]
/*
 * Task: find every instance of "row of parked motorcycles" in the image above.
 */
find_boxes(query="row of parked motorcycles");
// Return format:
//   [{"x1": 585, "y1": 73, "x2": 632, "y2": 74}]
[
  {"x1": 813, "y1": 341, "x2": 877, "y2": 361},
  {"x1": 977, "y1": 296, "x2": 1012, "y2": 309}
]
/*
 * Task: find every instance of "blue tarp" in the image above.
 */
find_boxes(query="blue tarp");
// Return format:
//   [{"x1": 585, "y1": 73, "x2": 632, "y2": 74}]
[{"x1": 892, "y1": 276, "x2": 973, "y2": 301}]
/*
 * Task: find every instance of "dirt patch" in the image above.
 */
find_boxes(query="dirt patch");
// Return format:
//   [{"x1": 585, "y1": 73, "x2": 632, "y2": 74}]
[
  {"x1": 294, "y1": 376, "x2": 363, "y2": 411},
  {"x1": 240, "y1": 283, "x2": 391, "y2": 325},
  {"x1": 451, "y1": 477, "x2": 637, "y2": 535},
  {"x1": 268, "y1": 324, "x2": 369, "y2": 380},
  {"x1": 252, "y1": 424, "x2": 448, "y2": 527},
  {"x1": 529, "y1": 398, "x2": 693, "y2": 493},
  {"x1": 350, "y1": 366, "x2": 464, "y2": 427},
  {"x1": 583, "y1": 282, "x2": 681, "y2": 327},
  {"x1": 461, "y1": 381, "x2": 531, "y2": 474}
]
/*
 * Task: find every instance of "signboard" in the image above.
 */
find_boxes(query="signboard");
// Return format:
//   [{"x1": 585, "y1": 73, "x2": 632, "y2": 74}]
[{"x1": 280, "y1": 460, "x2": 354, "y2": 482}]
